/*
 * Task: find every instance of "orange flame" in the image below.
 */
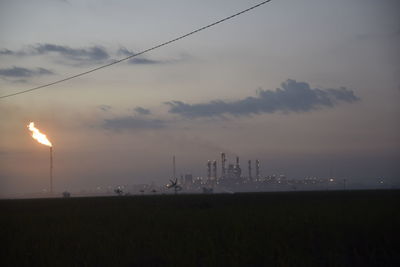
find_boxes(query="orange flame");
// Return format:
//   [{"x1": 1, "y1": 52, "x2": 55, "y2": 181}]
[{"x1": 27, "y1": 122, "x2": 52, "y2": 147}]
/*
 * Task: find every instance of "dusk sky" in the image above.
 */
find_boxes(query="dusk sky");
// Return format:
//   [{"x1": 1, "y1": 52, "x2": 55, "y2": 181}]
[{"x1": 1, "y1": 0, "x2": 399, "y2": 195}]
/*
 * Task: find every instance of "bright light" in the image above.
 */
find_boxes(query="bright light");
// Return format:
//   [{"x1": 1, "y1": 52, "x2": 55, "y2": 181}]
[{"x1": 27, "y1": 122, "x2": 52, "y2": 147}]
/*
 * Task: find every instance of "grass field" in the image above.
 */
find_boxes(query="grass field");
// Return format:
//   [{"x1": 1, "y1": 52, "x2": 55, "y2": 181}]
[{"x1": 1, "y1": 190, "x2": 399, "y2": 266}]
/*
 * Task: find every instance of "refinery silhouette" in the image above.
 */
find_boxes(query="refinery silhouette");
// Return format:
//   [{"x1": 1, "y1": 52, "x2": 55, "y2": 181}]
[
  {"x1": 12, "y1": 151, "x2": 393, "y2": 200},
  {"x1": 166, "y1": 153, "x2": 348, "y2": 195},
  {"x1": 63, "y1": 153, "x2": 387, "y2": 198}
]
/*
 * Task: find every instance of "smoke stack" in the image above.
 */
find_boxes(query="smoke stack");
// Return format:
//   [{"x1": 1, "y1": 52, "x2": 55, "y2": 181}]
[
  {"x1": 173, "y1": 155, "x2": 176, "y2": 179},
  {"x1": 212, "y1": 160, "x2": 217, "y2": 179},
  {"x1": 50, "y1": 147, "x2": 53, "y2": 194},
  {"x1": 236, "y1": 156, "x2": 240, "y2": 167},
  {"x1": 256, "y1": 159, "x2": 260, "y2": 180},
  {"x1": 27, "y1": 122, "x2": 53, "y2": 194},
  {"x1": 248, "y1": 160, "x2": 252, "y2": 181},
  {"x1": 221, "y1": 153, "x2": 226, "y2": 179}
]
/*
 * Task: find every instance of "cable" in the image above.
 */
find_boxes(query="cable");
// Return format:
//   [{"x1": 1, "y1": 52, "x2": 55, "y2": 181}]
[{"x1": 0, "y1": 0, "x2": 272, "y2": 99}]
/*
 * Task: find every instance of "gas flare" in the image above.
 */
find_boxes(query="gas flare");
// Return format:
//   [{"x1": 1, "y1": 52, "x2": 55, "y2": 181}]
[{"x1": 27, "y1": 122, "x2": 52, "y2": 147}]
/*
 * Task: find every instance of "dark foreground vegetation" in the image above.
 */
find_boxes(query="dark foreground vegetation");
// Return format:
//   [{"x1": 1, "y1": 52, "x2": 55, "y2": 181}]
[{"x1": 1, "y1": 190, "x2": 399, "y2": 266}]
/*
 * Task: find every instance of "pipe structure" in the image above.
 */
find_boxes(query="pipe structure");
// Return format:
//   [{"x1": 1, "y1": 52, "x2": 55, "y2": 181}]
[
  {"x1": 248, "y1": 160, "x2": 252, "y2": 181},
  {"x1": 235, "y1": 156, "x2": 242, "y2": 178},
  {"x1": 212, "y1": 160, "x2": 217, "y2": 180},
  {"x1": 50, "y1": 147, "x2": 53, "y2": 194},
  {"x1": 173, "y1": 155, "x2": 176, "y2": 180},
  {"x1": 221, "y1": 153, "x2": 226, "y2": 179},
  {"x1": 255, "y1": 159, "x2": 260, "y2": 180}
]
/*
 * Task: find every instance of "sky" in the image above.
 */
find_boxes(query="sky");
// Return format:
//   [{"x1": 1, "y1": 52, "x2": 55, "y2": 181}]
[{"x1": 0, "y1": 0, "x2": 399, "y2": 195}]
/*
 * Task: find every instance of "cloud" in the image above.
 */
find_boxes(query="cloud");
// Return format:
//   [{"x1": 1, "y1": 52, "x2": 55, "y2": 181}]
[
  {"x1": 0, "y1": 44, "x2": 109, "y2": 64},
  {"x1": 129, "y1": 57, "x2": 162, "y2": 64},
  {"x1": 117, "y1": 47, "x2": 165, "y2": 65},
  {"x1": 33, "y1": 43, "x2": 109, "y2": 62},
  {"x1": 98, "y1": 105, "x2": 112, "y2": 112},
  {"x1": 166, "y1": 79, "x2": 360, "y2": 118},
  {"x1": 117, "y1": 47, "x2": 134, "y2": 57},
  {"x1": 134, "y1": 107, "x2": 151, "y2": 115},
  {"x1": 1, "y1": 44, "x2": 172, "y2": 66},
  {"x1": 0, "y1": 66, "x2": 54, "y2": 78},
  {"x1": 103, "y1": 116, "x2": 166, "y2": 130},
  {"x1": 0, "y1": 49, "x2": 13, "y2": 55}
]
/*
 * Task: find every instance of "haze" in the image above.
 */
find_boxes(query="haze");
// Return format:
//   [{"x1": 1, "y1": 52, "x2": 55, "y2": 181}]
[{"x1": 0, "y1": 0, "x2": 399, "y2": 196}]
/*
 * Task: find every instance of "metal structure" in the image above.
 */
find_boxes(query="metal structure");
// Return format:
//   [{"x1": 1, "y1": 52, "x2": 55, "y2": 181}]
[
  {"x1": 50, "y1": 147, "x2": 53, "y2": 194},
  {"x1": 234, "y1": 156, "x2": 242, "y2": 178},
  {"x1": 248, "y1": 160, "x2": 252, "y2": 181},
  {"x1": 212, "y1": 160, "x2": 217, "y2": 180},
  {"x1": 221, "y1": 153, "x2": 226, "y2": 179},
  {"x1": 256, "y1": 159, "x2": 260, "y2": 180},
  {"x1": 207, "y1": 160, "x2": 212, "y2": 180},
  {"x1": 173, "y1": 155, "x2": 176, "y2": 180},
  {"x1": 114, "y1": 187, "x2": 123, "y2": 196},
  {"x1": 167, "y1": 178, "x2": 182, "y2": 194}
]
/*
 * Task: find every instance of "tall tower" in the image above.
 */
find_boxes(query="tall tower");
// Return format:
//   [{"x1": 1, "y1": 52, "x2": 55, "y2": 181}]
[
  {"x1": 207, "y1": 160, "x2": 212, "y2": 180},
  {"x1": 212, "y1": 160, "x2": 217, "y2": 180},
  {"x1": 255, "y1": 159, "x2": 260, "y2": 181},
  {"x1": 248, "y1": 160, "x2": 252, "y2": 181},
  {"x1": 50, "y1": 147, "x2": 53, "y2": 194},
  {"x1": 173, "y1": 155, "x2": 176, "y2": 180},
  {"x1": 234, "y1": 156, "x2": 241, "y2": 178},
  {"x1": 221, "y1": 153, "x2": 226, "y2": 179}
]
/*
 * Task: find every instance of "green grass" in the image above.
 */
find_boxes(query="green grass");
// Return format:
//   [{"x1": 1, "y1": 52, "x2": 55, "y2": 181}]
[{"x1": 1, "y1": 190, "x2": 399, "y2": 266}]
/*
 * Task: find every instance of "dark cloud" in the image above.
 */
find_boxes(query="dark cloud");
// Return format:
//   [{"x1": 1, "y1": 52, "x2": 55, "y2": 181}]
[
  {"x1": 0, "y1": 66, "x2": 54, "y2": 78},
  {"x1": 118, "y1": 47, "x2": 164, "y2": 65},
  {"x1": 1, "y1": 44, "x2": 168, "y2": 65},
  {"x1": 134, "y1": 107, "x2": 151, "y2": 115},
  {"x1": 103, "y1": 116, "x2": 166, "y2": 130},
  {"x1": 0, "y1": 49, "x2": 13, "y2": 55},
  {"x1": 117, "y1": 47, "x2": 134, "y2": 57},
  {"x1": 98, "y1": 105, "x2": 112, "y2": 112},
  {"x1": 33, "y1": 43, "x2": 109, "y2": 62},
  {"x1": 128, "y1": 57, "x2": 162, "y2": 65},
  {"x1": 0, "y1": 44, "x2": 109, "y2": 63},
  {"x1": 166, "y1": 79, "x2": 360, "y2": 118}
]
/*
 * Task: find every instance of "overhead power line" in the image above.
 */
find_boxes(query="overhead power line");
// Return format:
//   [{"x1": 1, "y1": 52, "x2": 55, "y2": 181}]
[{"x1": 0, "y1": 0, "x2": 272, "y2": 100}]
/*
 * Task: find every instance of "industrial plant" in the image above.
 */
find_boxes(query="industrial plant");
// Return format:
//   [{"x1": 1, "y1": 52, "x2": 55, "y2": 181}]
[{"x1": 169, "y1": 153, "x2": 346, "y2": 194}]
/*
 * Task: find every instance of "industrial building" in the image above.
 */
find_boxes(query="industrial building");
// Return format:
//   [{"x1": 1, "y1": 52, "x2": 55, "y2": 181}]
[{"x1": 169, "y1": 153, "x2": 344, "y2": 194}]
